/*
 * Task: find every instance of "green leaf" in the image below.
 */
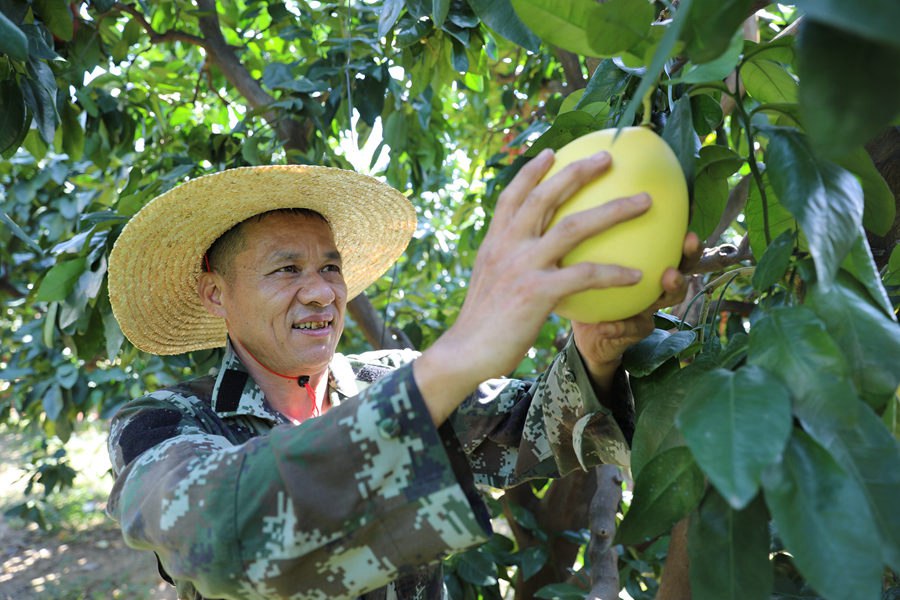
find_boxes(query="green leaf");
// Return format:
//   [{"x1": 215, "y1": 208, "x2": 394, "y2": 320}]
[
  {"x1": 744, "y1": 174, "x2": 799, "y2": 262},
  {"x1": 751, "y1": 229, "x2": 793, "y2": 291},
  {"x1": 468, "y1": 0, "x2": 540, "y2": 52},
  {"x1": 806, "y1": 273, "x2": 900, "y2": 409},
  {"x1": 688, "y1": 491, "x2": 772, "y2": 600},
  {"x1": 575, "y1": 60, "x2": 630, "y2": 109},
  {"x1": 524, "y1": 110, "x2": 598, "y2": 157},
  {"x1": 60, "y1": 101, "x2": 84, "y2": 160},
  {"x1": 510, "y1": 0, "x2": 600, "y2": 57},
  {"x1": 0, "y1": 210, "x2": 43, "y2": 254},
  {"x1": 35, "y1": 258, "x2": 87, "y2": 302},
  {"x1": 535, "y1": 583, "x2": 589, "y2": 600},
  {"x1": 689, "y1": 94, "x2": 723, "y2": 136},
  {"x1": 0, "y1": 78, "x2": 29, "y2": 155},
  {"x1": 681, "y1": 0, "x2": 752, "y2": 64},
  {"x1": 689, "y1": 169, "x2": 728, "y2": 243},
  {"x1": 834, "y1": 147, "x2": 896, "y2": 236},
  {"x1": 677, "y1": 365, "x2": 792, "y2": 509},
  {"x1": 631, "y1": 362, "x2": 691, "y2": 479},
  {"x1": 432, "y1": 0, "x2": 450, "y2": 27},
  {"x1": 455, "y1": 547, "x2": 498, "y2": 586},
  {"x1": 623, "y1": 329, "x2": 697, "y2": 377},
  {"x1": 55, "y1": 363, "x2": 78, "y2": 389},
  {"x1": 585, "y1": 0, "x2": 654, "y2": 57},
  {"x1": 0, "y1": 11, "x2": 28, "y2": 61},
  {"x1": 43, "y1": 383, "x2": 64, "y2": 421},
  {"x1": 378, "y1": 0, "x2": 404, "y2": 38},
  {"x1": 696, "y1": 145, "x2": 743, "y2": 179},
  {"x1": 797, "y1": 20, "x2": 900, "y2": 159},
  {"x1": 839, "y1": 233, "x2": 894, "y2": 318},
  {"x1": 761, "y1": 430, "x2": 882, "y2": 600},
  {"x1": 748, "y1": 306, "x2": 852, "y2": 416},
  {"x1": 740, "y1": 59, "x2": 798, "y2": 105},
  {"x1": 800, "y1": 398, "x2": 900, "y2": 573},
  {"x1": 678, "y1": 31, "x2": 743, "y2": 85},
  {"x1": 24, "y1": 58, "x2": 59, "y2": 144},
  {"x1": 616, "y1": 446, "x2": 706, "y2": 546},
  {"x1": 793, "y1": 0, "x2": 900, "y2": 50},
  {"x1": 765, "y1": 128, "x2": 863, "y2": 289},
  {"x1": 33, "y1": 0, "x2": 74, "y2": 42},
  {"x1": 515, "y1": 545, "x2": 548, "y2": 581},
  {"x1": 662, "y1": 95, "x2": 700, "y2": 180},
  {"x1": 619, "y1": 0, "x2": 693, "y2": 128}
]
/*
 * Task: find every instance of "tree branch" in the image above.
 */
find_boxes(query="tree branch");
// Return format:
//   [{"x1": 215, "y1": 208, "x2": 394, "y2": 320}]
[
  {"x1": 112, "y1": 3, "x2": 205, "y2": 47},
  {"x1": 695, "y1": 236, "x2": 753, "y2": 274},
  {"x1": 587, "y1": 465, "x2": 623, "y2": 600},
  {"x1": 553, "y1": 48, "x2": 587, "y2": 90}
]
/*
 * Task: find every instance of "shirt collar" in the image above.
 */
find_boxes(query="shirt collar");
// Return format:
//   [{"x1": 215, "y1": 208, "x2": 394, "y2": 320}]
[{"x1": 210, "y1": 338, "x2": 361, "y2": 421}]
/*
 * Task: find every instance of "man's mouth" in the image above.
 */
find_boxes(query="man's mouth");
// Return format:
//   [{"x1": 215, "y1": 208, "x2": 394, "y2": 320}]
[{"x1": 292, "y1": 321, "x2": 330, "y2": 331}]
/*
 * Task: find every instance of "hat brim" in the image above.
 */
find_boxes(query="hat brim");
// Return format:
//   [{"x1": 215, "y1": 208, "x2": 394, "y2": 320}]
[{"x1": 108, "y1": 165, "x2": 416, "y2": 355}]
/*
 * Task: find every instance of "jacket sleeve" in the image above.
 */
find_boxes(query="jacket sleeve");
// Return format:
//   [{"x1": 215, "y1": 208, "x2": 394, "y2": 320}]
[
  {"x1": 446, "y1": 335, "x2": 632, "y2": 490},
  {"x1": 106, "y1": 363, "x2": 491, "y2": 600}
]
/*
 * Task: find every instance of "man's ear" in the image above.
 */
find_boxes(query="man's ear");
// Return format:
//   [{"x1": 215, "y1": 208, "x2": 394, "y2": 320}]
[{"x1": 198, "y1": 271, "x2": 227, "y2": 319}]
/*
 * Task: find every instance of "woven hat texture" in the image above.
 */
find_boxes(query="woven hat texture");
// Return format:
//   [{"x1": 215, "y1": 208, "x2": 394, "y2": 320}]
[{"x1": 108, "y1": 165, "x2": 416, "y2": 355}]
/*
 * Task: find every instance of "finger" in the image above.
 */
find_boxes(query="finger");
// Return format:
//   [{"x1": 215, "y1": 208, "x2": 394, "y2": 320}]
[
  {"x1": 494, "y1": 149, "x2": 556, "y2": 219},
  {"x1": 679, "y1": 231, "x2": 703, "y2": 273},
  {"x1": 590, "y1": 313, "x2": 656, "y2": 340},
  {"x1": 545, "y1": 261, "x2": 643, "y2": 302},
  {"x1": 518, "y1": 151, "x2": 613, "y2": 234},
  {"x1": 537, "y1": 193, "x2": 651, "y2": 265}
]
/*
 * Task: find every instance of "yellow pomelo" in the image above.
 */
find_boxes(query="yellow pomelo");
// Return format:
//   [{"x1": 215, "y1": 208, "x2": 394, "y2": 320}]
[{"x1": 543, "y1": 126, "x2": 688, "y2": 323}]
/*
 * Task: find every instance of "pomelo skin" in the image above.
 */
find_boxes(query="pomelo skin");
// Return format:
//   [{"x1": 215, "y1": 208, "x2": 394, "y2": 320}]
[{"x1": 543, "y1": 126, "x2": 689, "y2": 323}]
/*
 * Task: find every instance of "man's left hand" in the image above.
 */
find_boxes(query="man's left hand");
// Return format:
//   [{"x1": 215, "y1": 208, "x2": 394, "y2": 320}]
[{"x1": 573, "y1": 231, "x2": 702, "y2": 390}]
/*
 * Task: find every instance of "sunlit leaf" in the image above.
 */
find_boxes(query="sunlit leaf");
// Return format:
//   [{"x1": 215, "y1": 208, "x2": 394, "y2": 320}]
[
  {"x1": 510, "y1": 0, "x2": 600, "y2": 57},
  {"x1": 741, "y1": 59, "x2": 798, "y2": 105},
  {"x1": 35, "y1": 258, "x2": 87, "y2": 302},
  {"x1": 681, "y1": 0, "x2": 752, "y2": 64}
]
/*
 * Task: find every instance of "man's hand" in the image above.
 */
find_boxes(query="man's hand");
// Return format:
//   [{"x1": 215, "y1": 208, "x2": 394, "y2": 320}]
[
  {"x1": 415, "y1": 148, "x2": 656, "y2": 425},
  {"x1": 573, "y1": 232, "x2": 703, "y2": 392}
]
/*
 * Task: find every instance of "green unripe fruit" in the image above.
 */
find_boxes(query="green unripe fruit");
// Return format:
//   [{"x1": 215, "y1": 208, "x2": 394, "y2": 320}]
[{"x1": 544, "y1": 127, "x2": 689, "y2": 323}]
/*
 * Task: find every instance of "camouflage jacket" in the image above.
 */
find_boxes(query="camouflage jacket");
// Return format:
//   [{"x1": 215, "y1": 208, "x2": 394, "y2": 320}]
[{"x1": 106, "y1": 337, "x2": 632, "y2": 600}]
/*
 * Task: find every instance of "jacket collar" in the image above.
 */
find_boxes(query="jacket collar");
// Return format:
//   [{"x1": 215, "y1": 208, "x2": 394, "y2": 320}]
[{"x1": 210, "y1": 338, "x2": 361, "y2": 421}]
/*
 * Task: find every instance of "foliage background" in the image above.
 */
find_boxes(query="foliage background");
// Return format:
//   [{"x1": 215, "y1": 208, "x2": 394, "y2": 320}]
[{"x1": 1, "y1": 0, "x2": 899, "y2": 599}]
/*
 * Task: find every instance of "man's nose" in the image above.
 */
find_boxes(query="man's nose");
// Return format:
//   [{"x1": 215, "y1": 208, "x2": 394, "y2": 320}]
[{"x1": 296, "y1": 273, "x2": 336, "y2": 306}]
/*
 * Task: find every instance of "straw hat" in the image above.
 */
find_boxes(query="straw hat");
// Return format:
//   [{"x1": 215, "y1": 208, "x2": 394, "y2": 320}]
[{"x1": 108, "y1": 165, "x2": 417, "y2": 355}]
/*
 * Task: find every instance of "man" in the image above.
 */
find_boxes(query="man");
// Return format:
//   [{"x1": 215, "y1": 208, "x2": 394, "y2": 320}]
[{"x1": 106, "y1": 150, "x2": 698, "y2": 599}]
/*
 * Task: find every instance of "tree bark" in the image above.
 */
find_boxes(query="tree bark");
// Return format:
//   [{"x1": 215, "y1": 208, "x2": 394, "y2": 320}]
[
  {"x1": 587, "y1": 465, "x2": 624, "y2": 600},
  {"x1": 655, "y1": 518, "x2": 692, "y2": 600}
]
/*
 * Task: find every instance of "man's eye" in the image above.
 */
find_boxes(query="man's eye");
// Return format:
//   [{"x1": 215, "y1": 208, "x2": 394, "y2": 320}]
[
  {"x1": 323, "y1": 264, "x2": 342, "y2": 274},
  {"x1": 277, "y1": 265, "x2": 298, "y2": 273}
]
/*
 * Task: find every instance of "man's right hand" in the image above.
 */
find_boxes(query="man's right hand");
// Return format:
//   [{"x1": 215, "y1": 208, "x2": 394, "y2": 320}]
[{"x1": 413, "y1": 147, "x2": 653, "y2": 425}]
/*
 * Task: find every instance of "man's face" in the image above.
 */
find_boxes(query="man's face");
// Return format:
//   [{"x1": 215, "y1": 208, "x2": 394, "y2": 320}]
[{"x1": 214, "y1": 212, "x2": 347, "y2": 376}]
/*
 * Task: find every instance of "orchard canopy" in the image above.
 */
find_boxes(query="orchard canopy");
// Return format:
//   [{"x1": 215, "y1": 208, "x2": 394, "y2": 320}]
[{"x1": 1, "y1": 1, "x2": 899, "y2": 600}]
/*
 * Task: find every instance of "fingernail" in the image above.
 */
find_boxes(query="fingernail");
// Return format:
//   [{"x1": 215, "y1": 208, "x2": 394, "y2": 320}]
[
  {"x1": 629, "y1": 269, "x2": 643, "y2": 281},
  {"x1": 633, "y1": 193, "x2": 651, "y2": 208},
  {"x1": 539, "y1": 148, "x2": 554, "y2": 161}
]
